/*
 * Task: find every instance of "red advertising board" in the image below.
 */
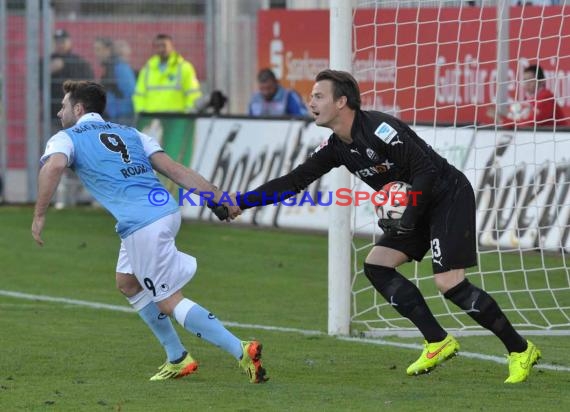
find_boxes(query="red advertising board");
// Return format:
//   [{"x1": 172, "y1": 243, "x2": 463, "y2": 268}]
[{"x1": 258, "y1": 7, "x2": 570, "y2": 125}]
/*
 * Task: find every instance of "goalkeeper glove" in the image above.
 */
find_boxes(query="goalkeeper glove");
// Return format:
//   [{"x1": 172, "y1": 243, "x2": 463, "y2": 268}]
[
  {"x1": 378, "y1": 219, "x2": 414, "y2": 238},
  {"x1": 208, "y1": 202, "x2": 229, "y2": 221}
]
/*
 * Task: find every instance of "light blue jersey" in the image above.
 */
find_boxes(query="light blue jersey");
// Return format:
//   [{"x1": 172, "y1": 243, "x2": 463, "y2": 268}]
[{"x1": 43, "y1": 113, "x2": 178, "y2": 238}]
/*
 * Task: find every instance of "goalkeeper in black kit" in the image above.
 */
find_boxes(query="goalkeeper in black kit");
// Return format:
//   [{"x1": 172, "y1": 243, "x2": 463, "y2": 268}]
[{"x1": 226, "y1": 69, "x2": 541, "y2": 383}]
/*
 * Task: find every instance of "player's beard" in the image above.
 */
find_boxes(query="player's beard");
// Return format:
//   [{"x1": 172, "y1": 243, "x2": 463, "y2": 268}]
[{"x1": 60, "y1": 113, "x2": 76, "y2": 129}]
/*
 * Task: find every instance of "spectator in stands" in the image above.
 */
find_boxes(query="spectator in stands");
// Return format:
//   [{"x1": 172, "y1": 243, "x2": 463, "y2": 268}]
[
  {"x1": 133, "y1": 34, "x2": 202, "y2": 114},
  {"x1": 47, "y1": 29, "x2": 94, "y2": 209},
  {"x1": 93, "y1": 37, "x2": 136, "y2": 124},
  {"x1": 49, "y1": 29, "x2": 94, "y2": 119},
  {"x1": 248, "y1": 68, "x2": 309, "y2": 117},
  {"x1": 114, "y1": 39, "x2": 133, "y2": 66},
  {"x1": 114, "y1": 39, "x2": 140, "y2": 78},
  {"x1": 487, "y1": 64, "x2": 566, "y2": 127}
]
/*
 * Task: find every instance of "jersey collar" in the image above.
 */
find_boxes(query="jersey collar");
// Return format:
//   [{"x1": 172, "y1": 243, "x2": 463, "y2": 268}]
[{"x1": 76, "y1": 112, "x2": 105, "y2": 124}]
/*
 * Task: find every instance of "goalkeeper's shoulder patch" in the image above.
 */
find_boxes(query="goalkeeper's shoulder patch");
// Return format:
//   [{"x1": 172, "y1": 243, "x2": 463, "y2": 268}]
[{"x1": 374, "y1": 122, "x2": 398, "y2": 145}]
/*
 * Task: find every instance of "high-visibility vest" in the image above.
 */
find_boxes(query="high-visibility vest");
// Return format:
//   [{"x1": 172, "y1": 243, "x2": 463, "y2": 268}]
[{"x1": 133, "y1": 52, "x2": 202, "y2": 113}]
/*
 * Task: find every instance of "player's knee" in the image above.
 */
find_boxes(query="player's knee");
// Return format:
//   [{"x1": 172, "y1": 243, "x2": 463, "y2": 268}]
[
  {"x1": 434, "y1": 269, "x2": 465, "y2": 293},
  {"x1": 363, "y1": 262, "x2": 408, "y2": 297},
  {"x1": 434, "y1": 276, "x2": 451, "y2": 293},
  {"x1": 363, "y1": 262, "x2": 396, "y2": 290},
  {"x1": 443, "y1": 278, "x2": 481, "y2": 310},
  {"x1": 364, "y1": 263, "x2": 423, "y2": 318},
  {"x1": 116, "y1": 272, "x2": 143, "y2": 297}
]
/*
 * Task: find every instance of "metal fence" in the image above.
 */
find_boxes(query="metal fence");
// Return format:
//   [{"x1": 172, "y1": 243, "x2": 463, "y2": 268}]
[{"x1": 0, "y1": 0, "x2": 268, "y2": 202}]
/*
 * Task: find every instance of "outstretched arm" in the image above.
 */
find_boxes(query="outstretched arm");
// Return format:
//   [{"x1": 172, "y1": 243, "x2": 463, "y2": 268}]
[
  {"x1": 32, "y1": 153, "x2": 68, "y2": 246},
  {"x1": 150, "y1": 151, "x2": 240, "y2": 219},
  {"x1": 237, "y1": 148, "x2": 337, "y2": 210}
]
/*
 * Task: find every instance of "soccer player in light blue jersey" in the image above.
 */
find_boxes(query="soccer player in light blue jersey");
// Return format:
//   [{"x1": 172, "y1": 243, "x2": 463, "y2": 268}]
[{"x1": 31, "y1": 80, "x2": 267, "y2": 383}]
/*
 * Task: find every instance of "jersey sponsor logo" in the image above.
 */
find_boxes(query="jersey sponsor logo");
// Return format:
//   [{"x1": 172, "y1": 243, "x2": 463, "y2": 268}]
[
  {"x1": 350, "y1": 148, "x2": 360, "y2": 155},
  {"x1": 374, "y1": 122, "x2": 398, "y2": 144},
  {"x1": 366, "y1": 148, "x2": 379, "y2": 161},
  {"x1": 376, "y1": 160, "x2": 394, "y2": 173},
  {"x1": 355, "y1": 168, "x2": 377, "y2": 178},
  {"x1": 354, "y1": 160, "x2": 393, "y2": 178}
]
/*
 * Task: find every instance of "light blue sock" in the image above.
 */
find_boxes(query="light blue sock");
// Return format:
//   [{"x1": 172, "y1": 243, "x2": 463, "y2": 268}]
[
  {"x1": 175, "y1": 299, "x2": 242, "y2": 359},
  {"x1": 138, "y1": 301, "x2": 186, "y2": 362}
]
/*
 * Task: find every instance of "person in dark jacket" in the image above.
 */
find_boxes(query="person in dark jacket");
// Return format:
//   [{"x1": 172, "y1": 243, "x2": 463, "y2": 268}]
[
  {"x1": 49, "y1": 29, "x2": 94, "y2": 119},
  {"x1": 93, "y1": 37, "x2": 136, "y2": 123},
  {"x1": 248, "y1": 68, "x2": 308, "y2": 117}
]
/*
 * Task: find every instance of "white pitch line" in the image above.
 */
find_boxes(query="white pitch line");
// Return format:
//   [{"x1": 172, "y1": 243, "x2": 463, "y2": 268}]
[
  {"x1": 0, "y1": 290, "x2": 135, "y2": 313},
  {"x1": 2, "y1": 289, "x2": 569, "y2": 373}
]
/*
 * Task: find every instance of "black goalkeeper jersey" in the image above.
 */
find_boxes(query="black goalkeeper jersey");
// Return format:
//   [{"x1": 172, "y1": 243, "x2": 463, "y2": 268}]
[{"x1": 238, "y1": 110, "x2": 459, "y2": 227}]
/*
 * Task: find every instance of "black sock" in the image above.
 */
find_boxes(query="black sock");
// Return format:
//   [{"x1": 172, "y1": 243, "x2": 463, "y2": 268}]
[
  {"x1": 364, "y1": 263, "x2": 447, "y2": 342},
  {"x1": 444, "y1": 279, "x2": 527, "y2": 353}
]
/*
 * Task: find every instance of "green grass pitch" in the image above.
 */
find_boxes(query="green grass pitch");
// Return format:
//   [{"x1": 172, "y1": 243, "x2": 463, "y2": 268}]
[{"x1": 1, "y1": 206, "x2": 569, "y2": 411}]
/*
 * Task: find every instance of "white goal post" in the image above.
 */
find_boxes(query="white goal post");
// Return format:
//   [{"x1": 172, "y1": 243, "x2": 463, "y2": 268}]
[
  {"x1": 328, "y1": 0, "x2": 570, "y2": 337},
  {"x1": 327, "y1": 0, "x2": 353, "y2": 336}
]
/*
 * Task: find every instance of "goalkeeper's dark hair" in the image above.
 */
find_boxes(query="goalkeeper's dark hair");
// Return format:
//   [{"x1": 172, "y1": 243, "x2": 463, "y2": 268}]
[
  {"x1": 63, "y1": 80, "x2": 106, "y2": 115},
  {"x1": 315, "y1": 69, "x2": 361, "y2": 110}
]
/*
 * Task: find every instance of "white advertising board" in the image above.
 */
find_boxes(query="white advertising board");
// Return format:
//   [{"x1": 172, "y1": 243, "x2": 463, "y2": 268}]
[
  {"x1": 468, "y1": 130, "x2": 570, "y2": 250},
  {"x1": 185, "y1": 117, "x2": 478, "y2": 237},
  {"x1": 182, "y1": 118, "x2": 330, "y2": 229}
]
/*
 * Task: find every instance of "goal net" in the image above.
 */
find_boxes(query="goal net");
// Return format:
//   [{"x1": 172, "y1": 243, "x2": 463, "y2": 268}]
[{"x1": 349, "y1": 0, "x2": 570, "y2": 336}]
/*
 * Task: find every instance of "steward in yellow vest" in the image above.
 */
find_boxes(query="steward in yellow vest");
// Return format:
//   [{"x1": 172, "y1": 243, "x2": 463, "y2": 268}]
[{"x1": 133, "y1": 34, "x2": 202, "y2": 113}]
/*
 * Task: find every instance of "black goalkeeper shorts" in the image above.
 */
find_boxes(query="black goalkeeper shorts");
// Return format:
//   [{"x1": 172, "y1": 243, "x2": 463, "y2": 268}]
[{"x1": 376, "y1": 171, "x2": 478, "y2": 274}]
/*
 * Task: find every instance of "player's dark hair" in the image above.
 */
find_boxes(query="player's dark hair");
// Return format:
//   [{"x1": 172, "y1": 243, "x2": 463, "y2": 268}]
[
  {"x1": 315, "y1": 69, "x2": 361, "y2": 110},
  {"x1": 63, "y1": 80, "x2": 106, "y2": 115},
  {"x1": 257, "y1": 68, "x2": 277, "y2": 83},
  {"x1": 525, "y1": 64, "x2": 545, "y2": 81}
]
